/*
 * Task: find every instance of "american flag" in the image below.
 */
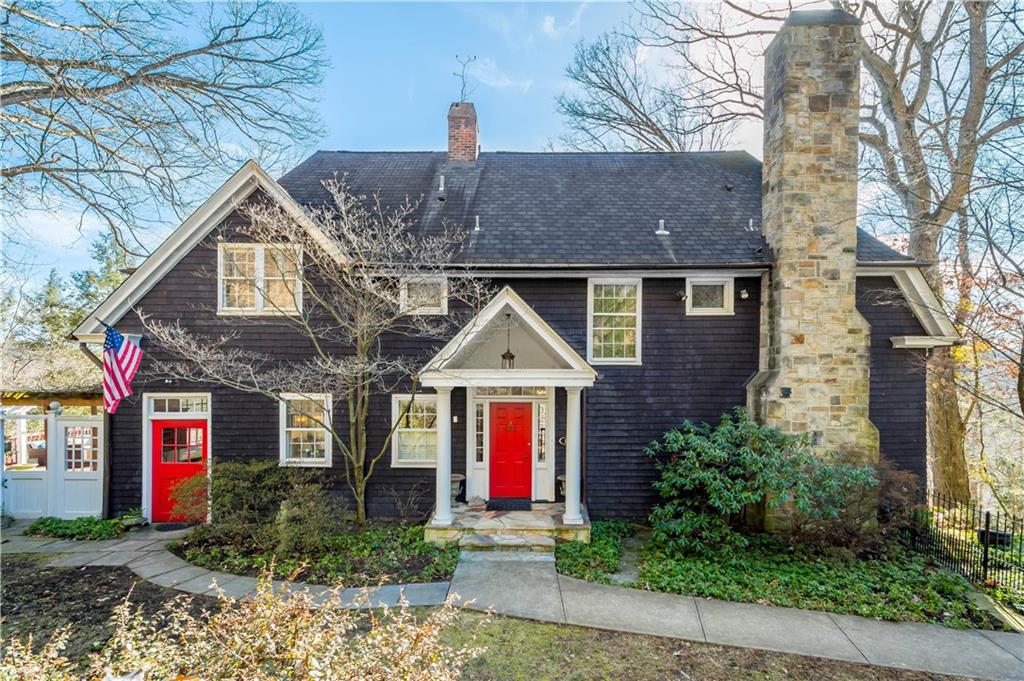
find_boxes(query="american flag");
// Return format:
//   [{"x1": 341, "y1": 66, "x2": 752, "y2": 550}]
[{"x1": 102, "y1": 324, "x2": 143, "y2": 414}]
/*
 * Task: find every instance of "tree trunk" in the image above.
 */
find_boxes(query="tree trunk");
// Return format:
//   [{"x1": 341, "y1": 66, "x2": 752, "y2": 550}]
[
  {"x1": 915, "y1": 215, "x2": 972, "y2": 502},
  {"x1": 928, "y1": 349, "x2": 971, "y2": 500}
]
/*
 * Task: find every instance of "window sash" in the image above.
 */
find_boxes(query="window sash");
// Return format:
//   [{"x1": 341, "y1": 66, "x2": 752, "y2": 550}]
[
  {"x1": 685, "y1": 278, "x2": 734, "y2": 315},
  {"x1": 392, "y1": 396, "x2": 438, "y2": 466},
  {"x1": 280, "y1": 394, "x2": 331, "y2": 466},
  {"x1": 589, "y1": 281, "x2": 640, "y2": 362},
  {"x1": 400, "y1": 278, "x2": 448, "y2": 315},
  {"x1": 220, "y1": 244, "x2": 300, "y2": 314}
]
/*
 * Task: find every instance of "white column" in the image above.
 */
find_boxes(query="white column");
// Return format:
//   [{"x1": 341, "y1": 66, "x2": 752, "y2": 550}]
[
  {"x1": 563, "y1": 386, "x2": 583, "y2": 525},
  {"x1": 433, "y1": 387, "x2": 453, "y2": 525}
]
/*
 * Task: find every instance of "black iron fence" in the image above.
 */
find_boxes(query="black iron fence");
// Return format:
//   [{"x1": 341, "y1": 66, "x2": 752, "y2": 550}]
[{"x1": 906, "y1": 492, "x2": 1023, "y2": 601}]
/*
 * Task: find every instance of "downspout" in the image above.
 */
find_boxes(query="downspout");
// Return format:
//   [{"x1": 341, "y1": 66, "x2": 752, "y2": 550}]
[
  {"x1": 78, "y1": 342, "x2": 103, "y2": 369},
  {"x1": 580, "y1": 388, "x2": 587, "y2": 506}
]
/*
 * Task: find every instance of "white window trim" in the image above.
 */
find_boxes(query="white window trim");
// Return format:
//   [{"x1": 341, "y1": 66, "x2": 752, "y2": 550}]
[
  {"x1": 586, "y1": 278, "x2": 643, "y2": 365},
  {"x1": 391, "y1": 393, "x2": 438, "y2": 468},
  {"x1": 217, "y1": 242, "x2": 302, "y2": 316},
  {"x1": 685, "y1": 277, "x2": 735, "y2": 316},
  {"x1": 399, "y1": 277, "x2": 449, "y2": 316},
  {"x1": 278, "y1": 392, "x2": 332, "y2": 468}
]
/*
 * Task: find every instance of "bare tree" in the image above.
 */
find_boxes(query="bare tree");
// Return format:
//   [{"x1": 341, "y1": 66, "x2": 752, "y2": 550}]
[
  {"x1": 141, "y1": 180, "x2": 491, "y2": 524},
  {"x1": 1, "y1": 0, "x2": 326, "y2": 254},
  {"x1": 563, "y1": 1, "x2": 1024, "y2": 500},
  {"x1": 556, "y1": 31, "x2": 734, "y2": 151}
]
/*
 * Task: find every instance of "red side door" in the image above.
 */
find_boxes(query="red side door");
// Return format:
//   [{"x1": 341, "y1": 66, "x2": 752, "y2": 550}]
[
  {"x1": 152, "y1": 419, "x2": 207, "y2": 522},
  {"x1": 489, "y1": 402, "x2": 532, "y2": 499}
]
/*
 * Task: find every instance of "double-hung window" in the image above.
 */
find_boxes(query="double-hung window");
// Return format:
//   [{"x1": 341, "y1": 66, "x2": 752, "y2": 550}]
[
  {"x1": 218, "y1": 243, "x2": 301, "y2": 314},
  {"x1": 279, "y1": 393, "x2": 332, "y2": 467},
  {"x1": 685, "y1": 278, "x2": 734, "y2": 316},
  {"x1": 391, "y1": 394, "x2": 438, "y2": 467},
  {"x1": 587, "y1": 279, "x2": 642, "y2": 364}
]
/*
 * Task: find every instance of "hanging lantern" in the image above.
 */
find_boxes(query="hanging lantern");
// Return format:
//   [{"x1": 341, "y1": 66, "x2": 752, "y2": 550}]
[{"x1": 501, "y1": 312, "x2": 516, "y2": 370}]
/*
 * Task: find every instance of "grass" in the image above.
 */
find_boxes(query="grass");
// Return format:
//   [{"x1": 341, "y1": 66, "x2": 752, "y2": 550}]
[
  {"x1": 176, "y1": 523, "x2": 459, "y2": 586},
  {"x1": 25, "y1": 515, "x2": 127, "y2": 540},
  {"x1": 1, "y1": 555, "x2": 966, "y2": 681},
  {"x1": 555, "y1": 526, "x2": 1002, "y2": 630}
]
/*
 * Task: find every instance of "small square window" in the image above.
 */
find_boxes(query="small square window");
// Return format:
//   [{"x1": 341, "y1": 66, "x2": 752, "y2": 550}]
[
  {"x1": 400, "y1": 278, "x2": 448, "y2": 316},
  {"x1": 685, "y1": 278, "x2": 734, "y2": 316}
]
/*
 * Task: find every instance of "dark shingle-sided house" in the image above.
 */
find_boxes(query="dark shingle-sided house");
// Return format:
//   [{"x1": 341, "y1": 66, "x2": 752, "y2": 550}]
[{"x1": 72, "y1": 10, "x2": 955, "y2": 538}]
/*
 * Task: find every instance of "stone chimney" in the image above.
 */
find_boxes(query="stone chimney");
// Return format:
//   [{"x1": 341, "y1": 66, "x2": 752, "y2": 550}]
[
  {"x1": 753, "y1": 10, "x2": 879, "y2": 464},
  {"x1": 448, "y1": 102, "x2": 478, "y2": 163}
]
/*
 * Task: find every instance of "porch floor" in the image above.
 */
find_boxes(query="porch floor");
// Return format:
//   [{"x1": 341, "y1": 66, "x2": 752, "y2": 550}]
[{"x1": 424, "y1": 501, "x2": 591, "y2": 544}]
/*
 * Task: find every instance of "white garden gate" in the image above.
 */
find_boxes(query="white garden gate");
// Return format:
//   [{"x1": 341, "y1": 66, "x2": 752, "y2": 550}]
[{"x1": 1, "y1": 408, "x2": 105, "y2": 519}]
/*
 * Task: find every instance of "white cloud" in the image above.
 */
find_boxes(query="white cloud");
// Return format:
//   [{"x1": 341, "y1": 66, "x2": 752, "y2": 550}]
[
  {"x1": 469, "y1": 58, "x2": 533, "y2": 95},
  {"x1": 540, "y1": 3, "x2": 588, "y2": 39}
]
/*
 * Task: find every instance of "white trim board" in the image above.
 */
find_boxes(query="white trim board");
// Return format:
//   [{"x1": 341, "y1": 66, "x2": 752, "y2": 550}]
[
  {"x1": 421, "y1": 286, "x2": 596, "y2": 388},
  {"x1": 856, "y1": 267, "x2": 958, "y2": 340},
  {"x1": 72, "y1": 161, "x2": 343, "y2": 342}
]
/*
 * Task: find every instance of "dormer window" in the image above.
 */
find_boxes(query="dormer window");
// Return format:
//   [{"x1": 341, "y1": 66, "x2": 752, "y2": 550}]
[
  {"x1": 400, "y1": 277, "x2": 448, "y2": 316},
  {"x1": 218, "y1": 243, "x2": 301, "y2": 315}
]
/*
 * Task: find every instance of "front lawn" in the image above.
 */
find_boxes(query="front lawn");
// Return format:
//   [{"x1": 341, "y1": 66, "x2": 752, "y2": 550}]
[
  {"x1": 555, "y1": 529, "x2": 1002, "y2": 630},
  {"x1": 175, "y1": 522, "x2": 458, "y2": 586}
]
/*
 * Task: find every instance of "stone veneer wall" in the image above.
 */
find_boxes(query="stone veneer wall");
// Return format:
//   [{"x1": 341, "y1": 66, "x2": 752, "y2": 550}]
[{"x1": 753, "y1": 11, "x2": 880, "y2": 464}]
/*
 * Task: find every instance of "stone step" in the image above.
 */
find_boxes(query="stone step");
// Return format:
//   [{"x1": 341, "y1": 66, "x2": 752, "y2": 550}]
[{"x1": 458, "y1": 533, "x2": 556, "y2": 552}]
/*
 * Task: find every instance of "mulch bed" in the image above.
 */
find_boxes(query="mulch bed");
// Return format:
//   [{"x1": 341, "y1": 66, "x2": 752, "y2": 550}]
[{"x1": 2, "y1": 553, "x2": 216, "y2": 662}]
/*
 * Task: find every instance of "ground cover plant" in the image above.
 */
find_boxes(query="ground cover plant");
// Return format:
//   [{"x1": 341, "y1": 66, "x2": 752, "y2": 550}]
[
  {"x1": 637, "y1": 535, "x2": 1000, "y2": 629},
  {"x1": 26, "y1": 515, "x2": 127, "y2": 540},
  {"x1": 554, "y1": 409, "x2": 1005, "y2": 630},
  {"x1": 554, "y1": 520, "x2": 634, "y2": 583},
  {"x1": 171, "y1": 459, "x2": 458, "y2": 585}
]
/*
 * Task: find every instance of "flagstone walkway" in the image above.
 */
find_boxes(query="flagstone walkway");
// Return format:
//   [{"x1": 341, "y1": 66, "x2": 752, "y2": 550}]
[{"x1": 4, "y1": 524, "x2": 1022, "y2": 680}]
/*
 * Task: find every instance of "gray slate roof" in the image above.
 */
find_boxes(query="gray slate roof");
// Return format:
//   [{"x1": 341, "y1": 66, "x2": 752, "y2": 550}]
[{"x1": 277, "y1": 150, "x2": 913, "y2": 267}]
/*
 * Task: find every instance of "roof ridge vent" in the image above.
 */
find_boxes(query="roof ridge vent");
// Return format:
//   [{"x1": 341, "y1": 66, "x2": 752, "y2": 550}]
[{"x1": 655, "y1": 219, "x2": 669, "y2": 236}]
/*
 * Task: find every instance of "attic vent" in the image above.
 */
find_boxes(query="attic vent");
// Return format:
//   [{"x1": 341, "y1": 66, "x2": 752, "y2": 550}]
[
  {"x1": 655, "y1": 219, "x2": 669, "y2": 236},
  {"x1": 474, "y1": 215, "x2": 480, "y2": 232},
  {"x1": 439, "y1": 175, "x2": 445, "y2": 192}
]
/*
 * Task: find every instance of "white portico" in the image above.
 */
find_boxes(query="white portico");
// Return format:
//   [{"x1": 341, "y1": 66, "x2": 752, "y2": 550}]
[{"x1": 420, "y1": 287, "x2": 596, "y2": 533}]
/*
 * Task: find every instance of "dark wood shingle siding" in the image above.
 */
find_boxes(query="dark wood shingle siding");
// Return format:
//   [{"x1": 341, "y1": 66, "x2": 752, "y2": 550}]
[
  {"x1": 856, "y1": 276, "x2": 929, "y2": 481},
  {"x1": 105, "y1": 204, "x2": 764, "y2": 519}
]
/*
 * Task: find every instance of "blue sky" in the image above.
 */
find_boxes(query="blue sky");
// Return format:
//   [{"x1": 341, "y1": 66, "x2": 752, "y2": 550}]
[
  {"x1": 302, "y1": 2, "x2": 632, "y2": 153},
  {"x1": 15, "y1": 2, "x2": 638, "y2": 279}
]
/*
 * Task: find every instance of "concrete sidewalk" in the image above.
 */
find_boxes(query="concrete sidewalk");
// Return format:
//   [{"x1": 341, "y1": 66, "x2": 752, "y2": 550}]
[
  {"x1": 5, "y1": 525, "x2": 1023, "y2": 681},
  {"x1": 450, "y1": 555, "x2": 1024, "y2": 681}
]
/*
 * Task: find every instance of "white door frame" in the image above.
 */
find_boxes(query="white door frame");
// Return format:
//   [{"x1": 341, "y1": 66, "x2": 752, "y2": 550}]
[
  {"x1": 464, "y1": 387, "x2": 556, "y2": 502},
  {"x1": 141, "y1": 392, "x2": 212, "y2": 522}
]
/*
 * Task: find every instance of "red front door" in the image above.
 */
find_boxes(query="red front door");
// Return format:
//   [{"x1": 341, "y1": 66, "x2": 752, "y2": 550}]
[
  {"x1": 152, "y1": 419, "x2": 207, "y2": 522},
  {"x1": 489, "y1": 402, "x2": 532, "y2": 498}
]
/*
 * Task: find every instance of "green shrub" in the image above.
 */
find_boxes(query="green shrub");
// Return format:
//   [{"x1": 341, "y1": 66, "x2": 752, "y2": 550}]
[
  {"x1": 26, "y1": 516, "x2": 125, "y2": 540},
  {"x1": 189, "y1": 459, "x2": 331, "y2": 552},
  {"x1": 274, "y1": 481, "x2": 346, "y2": 556},
  {"x1": 645, "y1": 408, "x2": 876, "y2": 556},
  {"x1": 555, "y1": 520, "x2": 634, "y2": 583},
  {"x1": 169, "y1": 468, "x2": 208, "y2": 524}
]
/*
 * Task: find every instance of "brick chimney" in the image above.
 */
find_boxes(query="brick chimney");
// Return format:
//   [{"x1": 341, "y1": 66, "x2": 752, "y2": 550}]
[
  {"x1": 752, "y1": 10, "x2": 879, "y2": 467},
  {"x1": 448, "y1": 102, "x2": 478, "y2": 163}
]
